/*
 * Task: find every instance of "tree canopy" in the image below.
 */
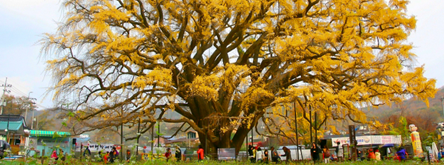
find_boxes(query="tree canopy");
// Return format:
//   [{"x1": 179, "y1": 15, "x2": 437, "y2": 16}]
[
  {"x1": 41, "y1": 0, "x2": 436, "y2": 154},
  {"x1": 1, "y1": 95, "x2": 36, "y2": 116}
]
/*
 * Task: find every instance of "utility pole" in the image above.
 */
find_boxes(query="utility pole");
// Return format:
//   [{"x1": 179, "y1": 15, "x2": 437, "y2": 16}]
[
  {"x1": 251, "y1": 123, "x2": 254, "y2": 146},
  {"x1": 136, "y1": 118, "x2": 140, "y2": 159},
  {"x1": 314, "y1": 111, "x2": 318, "y2": 145},
  {"x1": 309, "y1": 106, "x2": 312, "y2": 145},
  {"x1": 25, "y1": 92, "x2": 36, "y2": 127},
  {"x1": 157, "y1": 121, "x2": 160, "y2": 148},
  {"x1": 1, "y1": 77, "x2": 12, "y2": 115},
  {"x1": 31, "y1": 105, "x2": 36, "y2": 129},
  {"x1": 25, "y1": 92, "x2": 31, "y2": 123},
  {"x1": 151, "y1": 122, "x2": 154, "y2": 161},
  {"x1": 121, "y1": 107, "x2": 124, "y2": 161},
  {"x1": 294, "y1": 101, "x2": 300, "y2": 160},
  {"x1": 36, "y1": 117, "x2": 39, "y2": 130}
]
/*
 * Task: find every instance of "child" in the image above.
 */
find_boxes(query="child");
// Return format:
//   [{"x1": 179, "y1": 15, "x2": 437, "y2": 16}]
[
  {"x1": 322, "y1": 147, "x2": 331, "y2": 163},
  {"x1": 165, "y1": 148, "x2": 172, "y2": 162}
]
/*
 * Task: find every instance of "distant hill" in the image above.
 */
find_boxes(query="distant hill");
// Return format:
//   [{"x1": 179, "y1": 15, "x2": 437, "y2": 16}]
[
  {"x1": 31, "y1": 108, "x2": 71, "y2": 132},
  {"x1": 364, "y1": 87, "x2": 444, "y2": 132}
]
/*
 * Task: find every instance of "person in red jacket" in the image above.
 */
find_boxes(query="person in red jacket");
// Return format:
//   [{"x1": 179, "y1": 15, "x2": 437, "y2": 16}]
[
  {"x1": 165, "y1": 148, "x2": 172, "y2": 162},
  {"x1": 368, "y1": 148, "x2": 376, "y2": 160},
  {"x1": 103, "y1": 152, "x2": 109, "y2": 164},
  {"x1": 197, "y1": 145, "x2": 204, "y2": 161}
]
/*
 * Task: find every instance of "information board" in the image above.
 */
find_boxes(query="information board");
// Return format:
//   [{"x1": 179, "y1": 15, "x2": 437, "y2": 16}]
[{"x1": 217, "y1": 148, "x2": 236, "y2": 160}]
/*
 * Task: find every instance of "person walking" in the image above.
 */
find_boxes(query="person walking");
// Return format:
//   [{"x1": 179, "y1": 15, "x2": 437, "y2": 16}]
[
  {"x1": 357, "y1": 149, "x2": 363, "y2": 161},
  {"x1": 256, "y1": 147, "x2": 264, "y2": 163},
  {"x1": 311, "y1": 143, "x2": 321, "y2": 163},
  {"x1": 283, "y1": 146, "x2": 291, "y2": 163},
  {"x1": 248, "y1": 145, "x2": 255, "y2": 163},
  {"x1": 110, "y1": 147, "x2": 119, "y2": 163},
  {"x1": 335, "y1": 141, "x2": 343, "y2": 162},
  {"x1": 83, "y1": 145, "x2": 91, "y2": 157},
  {"x1": 51, "y1": 150, "x2": 58, "y2": 161},
  {"x1": 439, "y1": 146, "x2": 444, "y2": 159},
  {"x1": 59, "y1": 149, "x2": 65, "y2": 161},
  {"x1": 271, "y1": 146, "x2": 280, "y2": 163},
  {"x1": 368, "y1": 149, "x2": 376, "y2": 160},
  {"x1": 165, "y1": 148, "x2": 172, "y2": 162},
  {"x1": 264, "y1": 149, "x2": 269, "y2": 164},
  {"x1": 104, "y1": 151, "x2": 109, "y2": 164},
  {"x1": 175, "y1": 146, "x2": 182, "y2": 162},
  {"x1": 98, "y1": 151, "x2": 103, "y2": 162},
  {"x1": 322, "y1": 147, "x2": 330, "y2": 163},
  {"x1": 397, "y1": 147, "x2": 407, "y2": 162},
  {"x1": 253, "y1": 146, "x2": 257, "y2": 163},
  {"x1": 126, "y1": 149, "x2": 132, "y2": 162},
  {"x1": 197, "y1": 145, "x2": 204, "y2": 161}
]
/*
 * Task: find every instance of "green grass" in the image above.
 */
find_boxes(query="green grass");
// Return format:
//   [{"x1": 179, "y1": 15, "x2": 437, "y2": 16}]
[{"x1": 0, "y1": 159, "x2": 437, "y2": 165}]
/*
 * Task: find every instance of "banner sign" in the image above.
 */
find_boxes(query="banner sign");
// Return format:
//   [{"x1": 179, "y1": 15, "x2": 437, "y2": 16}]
[{"x1": 332, "y1": 135, "x2": 401, "y2": 147}]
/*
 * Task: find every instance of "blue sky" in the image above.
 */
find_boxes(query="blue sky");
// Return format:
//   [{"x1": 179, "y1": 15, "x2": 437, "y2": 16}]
[{"x1": 0, "y1": 0, "x2": 443, "y2": 110}]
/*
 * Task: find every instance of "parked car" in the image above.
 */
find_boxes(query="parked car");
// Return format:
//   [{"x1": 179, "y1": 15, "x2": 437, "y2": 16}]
[{"x1": 0, "y1": 140, "x2": 11, "y2": 159}]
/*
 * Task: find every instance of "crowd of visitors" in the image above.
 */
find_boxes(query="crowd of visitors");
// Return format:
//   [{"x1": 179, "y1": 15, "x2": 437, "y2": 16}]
[
  {"x1": 247, "y1": 145, "x2": 280, "y2": 163},
  {"x1": 57, "y1": 141, "x2": 429, "y2": 164},
  {"x1": 306, "y1": 141, "x2": 410, "y2": 163}
]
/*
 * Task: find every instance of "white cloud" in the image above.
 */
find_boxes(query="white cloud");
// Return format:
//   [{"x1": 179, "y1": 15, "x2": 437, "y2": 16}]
[
  {"x1": 407, "y1": 0, "x2": 444, "y2": 87},
  {"x1": 0, "y1": 0, "x2": 61, "y2": 26},
  {"x1": 0, "y1": 0, "x2": 61, "y2": 109}
]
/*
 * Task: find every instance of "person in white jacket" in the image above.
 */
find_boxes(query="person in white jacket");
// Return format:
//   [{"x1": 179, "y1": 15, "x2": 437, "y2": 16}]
[
  {"x1": 375, "y1": 149, "x2": 381, "y2": 161},
  {"x1": 256, "y1": 147, "x2": 264, "y2": 163}
]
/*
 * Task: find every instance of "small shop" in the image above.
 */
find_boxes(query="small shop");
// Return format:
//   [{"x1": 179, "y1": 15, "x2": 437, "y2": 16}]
[
  {"x1": 0, "y1": 115, "x2": 30, "y2": 155},
  {"x1": 28, "y1": 130, "x2": 72, "y2": 157}
]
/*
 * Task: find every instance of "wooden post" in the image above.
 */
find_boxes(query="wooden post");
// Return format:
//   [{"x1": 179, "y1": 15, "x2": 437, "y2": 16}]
[
  {"x1": 427, "y1": 150, "x2": 431, "y2": 165},
  {"x1": 348, "y1": 125, "x2": 357, "y2": 161},
  {"x1": 41, "y1": 149, "x2": 45, "y2": 164},
  {"x1": 80, "y1": 144, "x2": 83, "y2": 162}
]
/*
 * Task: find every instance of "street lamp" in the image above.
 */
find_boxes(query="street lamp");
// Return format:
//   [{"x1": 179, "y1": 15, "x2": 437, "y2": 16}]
[
  {"x1": 157, "y1": 121, "x2": 160, "y2": 148},
  {"x1": 4, "y1": 128, "x2": 8, "y2": 143},
  {"x1": 25, "y1": 92, "x2": 36, "y2": 128},
  {"x1": 121, "y1": 108, "x2": 124, "y2": 161}
]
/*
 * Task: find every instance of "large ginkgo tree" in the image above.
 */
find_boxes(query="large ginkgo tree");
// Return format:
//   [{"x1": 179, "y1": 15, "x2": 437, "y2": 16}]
[{"x1": 41, "y1": 0, "x2": 436, "y2": 155}]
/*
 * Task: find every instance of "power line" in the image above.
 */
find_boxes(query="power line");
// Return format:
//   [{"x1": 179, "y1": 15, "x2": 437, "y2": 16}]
[
  {"x1": 34, "y1": 103, "x2": 47, "y2": 109},
  {"x1": 10, "y1": 87, "x2": 28, "y2": 97},
  {"x1": 0, "y1": 79, "x2": 30, "y2": 97},
  {"x1": 0, "y1": 79, "x2": 52, "y2": 110}
]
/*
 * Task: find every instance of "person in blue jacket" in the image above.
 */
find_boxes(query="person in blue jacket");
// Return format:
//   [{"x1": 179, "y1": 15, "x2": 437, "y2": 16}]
[{"x1": 396, "y1": 147, "x2": 407, "y2": 162}]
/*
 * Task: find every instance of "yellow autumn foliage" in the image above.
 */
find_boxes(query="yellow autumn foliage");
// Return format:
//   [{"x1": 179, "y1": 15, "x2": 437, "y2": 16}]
[{"x1": 41, "y1": 0, "x2": 436, "y2": 151}]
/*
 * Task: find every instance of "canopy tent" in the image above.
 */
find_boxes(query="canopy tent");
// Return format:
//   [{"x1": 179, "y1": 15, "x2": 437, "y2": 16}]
[{"x1": 30, "y1": 130, "x2": 71, "y2": 138}]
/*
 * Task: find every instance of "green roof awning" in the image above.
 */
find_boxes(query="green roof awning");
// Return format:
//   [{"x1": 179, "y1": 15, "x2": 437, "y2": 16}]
[
  {"x1": 30, "y1": 130, "x2": 71, "y2": 138},
  {"x1": 0, "y1": 121, "x2": 23, "y2": 131}
]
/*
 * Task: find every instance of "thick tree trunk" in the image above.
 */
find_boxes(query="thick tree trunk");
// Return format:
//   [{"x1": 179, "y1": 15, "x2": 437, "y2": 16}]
[{"x1": 186, "y1": 97, "x2": 264, "y2": 159}]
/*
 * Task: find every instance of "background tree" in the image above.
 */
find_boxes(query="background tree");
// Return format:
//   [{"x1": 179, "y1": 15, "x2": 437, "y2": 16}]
[
  {"x1": 41, "y1": 0, "x2": 436, "y2": 156},
  {"x1": 36, "y1": 111, "x2": 56, "y2": 130},
  {"x1": 2, "y1": 94, "x2": 37, "y2": 116}
]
